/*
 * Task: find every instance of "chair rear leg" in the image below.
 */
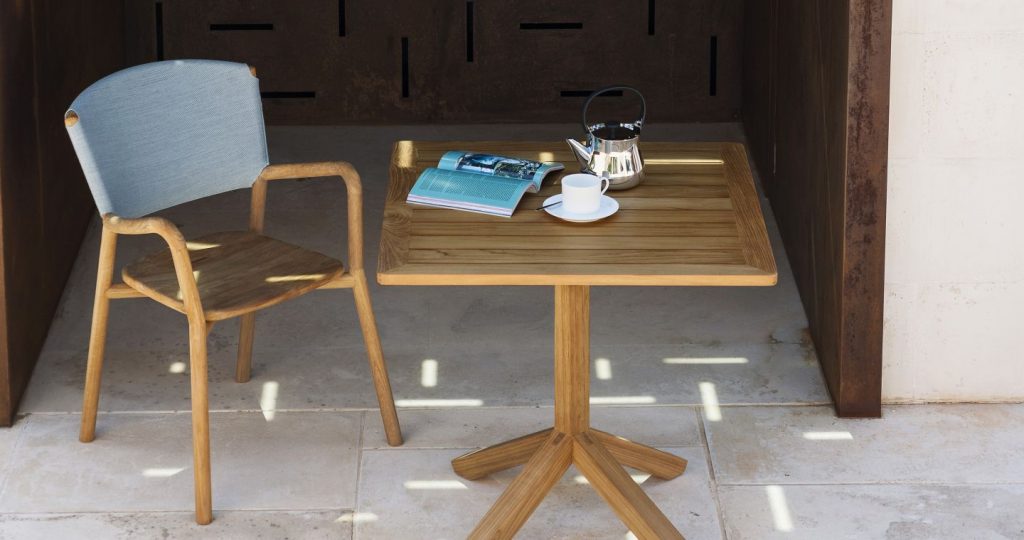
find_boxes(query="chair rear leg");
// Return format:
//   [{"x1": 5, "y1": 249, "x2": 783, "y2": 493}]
[
  {"x1": 236, "y1": 313, "x2": 256, "y2": 383},
  {"x1": 190, "y1": 320, "x2": 214, "y2": 525},
  {"x1": 81, "y1": 226, "x2": 117, "y2": 443},
  {"x1": 352, "y1": 271, "x2": 403, "y2": 446}
]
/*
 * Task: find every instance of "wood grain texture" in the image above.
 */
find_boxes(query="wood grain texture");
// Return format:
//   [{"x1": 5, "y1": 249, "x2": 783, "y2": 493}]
[
  {"x1": 574, "y1": 432, "x2": 684, "y2": 540},
  {"x1": 378, "y1": 141, "x2": 777, "y2": 287},
  {"x1": 80, "y1": 226, "x2": 117, "y2": 442},
  {"x1": 741, "y1": 0, "x2": 890, "y2": 417},
  {"x1": 189, "y1": 319, "x2": 213, "y2": 525},
  {"x1": 122, "y1": 231, "x2": 344, "y2": 321},
  {"x1": 554, "y1": 286, "x2": 589, "y2": 434},
  {"x1": 252, "y1": 160, "x2": 403, "y2": 445},
  {"x1": 352, "y1": 270, "x2": 403, "y2": 446},
  {"x1": 452, "y1": 428, "x2": 553, "y2": 481},
  {"x1": 467, "y1": 432, "x2": 573, "y2": 540},
  {"x1": 591, "y1": 429, "x2": 688, "y2": 480},
  {"x1": 235, "y1": 313, "x2": 256, "y2": 383},
  {"x1": 452, "y1": 284, "x2": 688, "y2": 536}
]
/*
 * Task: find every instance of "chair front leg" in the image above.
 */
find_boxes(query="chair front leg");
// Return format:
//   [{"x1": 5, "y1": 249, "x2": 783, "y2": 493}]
[
  {"x1": 352, "y1": 270, "x2": 403, "y2": 447},
  {"x1": 81, "y1": 226, "x2": 117, "y2": 443},
  {"x1": 190, "y1": 319, "x2": 214, "y2": 525}
]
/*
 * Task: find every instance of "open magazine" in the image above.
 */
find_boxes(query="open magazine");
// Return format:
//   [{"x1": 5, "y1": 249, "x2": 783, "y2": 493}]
[{"x1": 407, "y1": 151, "x2": 564, "y2": 217}]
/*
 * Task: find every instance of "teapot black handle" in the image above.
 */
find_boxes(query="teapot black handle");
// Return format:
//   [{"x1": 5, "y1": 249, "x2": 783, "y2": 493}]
[{"x1": 582, "y1": 86, "x2": 647, "y2": 134}]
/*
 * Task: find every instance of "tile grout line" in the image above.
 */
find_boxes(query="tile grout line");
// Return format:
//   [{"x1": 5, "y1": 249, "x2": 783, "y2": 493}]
[
  {"x1": 696, "y1": 407, "x2": 729, "y2": 540},
  {"x1": 0, "y1": 507, "x2": 358, "y2": 516},
  {"x1": 360, "y1": 444, "x2": 704, "y2": 452},
  {"x1": 22, "y1": 401, "x2": 836, "y2": 416},
  {"x1": 351, "y1": 409, "x2": 365, "y2": 540},
  {"x1": 716, "y1": 480, "x2": 1024, "y2": 487}
]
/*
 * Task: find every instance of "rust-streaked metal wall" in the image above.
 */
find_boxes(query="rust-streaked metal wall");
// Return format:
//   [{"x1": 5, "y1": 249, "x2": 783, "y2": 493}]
[
  {"x1": 742, "y1": 0, "x2": 891, "y2": 417},
  {"x1": 125, "y1": 0, "x2": 744, "y2": 124},
  {"x1": 0, "y1": 0, "x2": 125, "y2": 426}
]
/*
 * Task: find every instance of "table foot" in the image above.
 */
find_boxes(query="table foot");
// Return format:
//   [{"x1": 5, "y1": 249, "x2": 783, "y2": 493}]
[
  {"x1": 453, "y1": 428, "x2": 553, "y2": 481},
  {"x1": 574, "y1": 431, "x2": 685, "y2": 540},
  {"x1": 468, "y1": 431, "x2": 573, "y2": 540},
  {"x1": 591, "y1": 429, "x2": 688, "y2": 480},
  {"x1": 456, "y1": 428, "x2": 686, "y2": 540}
]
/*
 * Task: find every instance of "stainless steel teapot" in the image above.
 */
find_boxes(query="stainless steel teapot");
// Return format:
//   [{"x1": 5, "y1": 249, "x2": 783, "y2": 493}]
[{"x1": 566, "y1": 86, "x2": 646, "y2": 190}]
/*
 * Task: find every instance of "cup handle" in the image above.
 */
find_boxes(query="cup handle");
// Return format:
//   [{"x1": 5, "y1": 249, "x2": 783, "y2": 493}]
[{"x1": 600, "y1": 177, "x2": 610, "y2": 195}]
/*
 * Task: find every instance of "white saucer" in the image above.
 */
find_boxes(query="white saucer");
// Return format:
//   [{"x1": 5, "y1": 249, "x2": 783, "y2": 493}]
[{"x1": 542, "y1": 194, "x2": 619, "y2": 223}]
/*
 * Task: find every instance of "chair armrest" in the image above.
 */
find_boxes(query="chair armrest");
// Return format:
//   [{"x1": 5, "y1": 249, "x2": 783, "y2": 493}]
[
  {"x1": 102, "y1": 214, "x2": 204, "y2": 319},
  {"x1": 251, "y1": 161, "x2": 366, "y2": 271},
  {"x1": 103, "y1": 214, "x2": 184, "y2": 240},
  {"x1": 258, "y1": 161, "x2": 362, "y2": 193}
]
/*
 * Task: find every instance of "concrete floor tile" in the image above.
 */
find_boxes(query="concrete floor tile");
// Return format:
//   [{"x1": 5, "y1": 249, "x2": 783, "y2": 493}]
[
  {"x1": 0, "y1": 418, "x2": 27, "y2": 498},
  {"x1": 421, "y1": 285, "x2": 553, "y2": 347},
  {"x1": 718, "y1": 484, "x2": 1024, "y2": 540},
  {"x1": 706, "y1": 404, "x2": 1024, "y2": 484},
  {"x1": 0, "y1": 510, "x2": 352, "y2": 540},
  {"x1": 384, "y1": 343, "x2": 557, "y2": 409},
  {"x1": 356, "y1": 447, "x2": 720, "y2": 540},
  {"x1": 363, "y1": 406, "x2": 702, "y2": 449},
  {"x1": 0, "y1": 412, "x2": 361, "y2": 512},
  {"x1": 588, "y1": 343, "x2": 828, "y2": 405},
  {"x1": 589, "y1": 283, "x2": 807, "y2": 347}
]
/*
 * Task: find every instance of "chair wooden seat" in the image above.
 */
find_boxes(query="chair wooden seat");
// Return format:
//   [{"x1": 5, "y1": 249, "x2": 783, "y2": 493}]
[{"x1": 122, "y1": 231, "x2": 344, "y2": 321}]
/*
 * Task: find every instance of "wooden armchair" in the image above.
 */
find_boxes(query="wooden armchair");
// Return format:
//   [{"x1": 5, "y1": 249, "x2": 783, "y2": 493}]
[{"x1": 64, "y1": 61, "x2": 402, "y2": 525}]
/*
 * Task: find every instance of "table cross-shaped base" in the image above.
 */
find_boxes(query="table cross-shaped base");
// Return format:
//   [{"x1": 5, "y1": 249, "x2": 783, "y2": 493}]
[{"x1": 451, "y1": 285, "x2": 688, "y2": 540}]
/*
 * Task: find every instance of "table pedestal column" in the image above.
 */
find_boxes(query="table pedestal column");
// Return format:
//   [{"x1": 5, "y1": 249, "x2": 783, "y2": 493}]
[{"x1": 452, "y1": 285, "x2": 688, "y2": 540}]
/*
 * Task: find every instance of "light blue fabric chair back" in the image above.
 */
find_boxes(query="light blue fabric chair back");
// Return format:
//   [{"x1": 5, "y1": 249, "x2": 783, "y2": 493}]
[{"x1": 65, "y1": 60, "x2": 269, "y2": 218}]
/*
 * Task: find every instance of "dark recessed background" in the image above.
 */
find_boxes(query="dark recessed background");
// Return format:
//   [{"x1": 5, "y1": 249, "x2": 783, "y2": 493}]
[{"x1": 125, "y1": 0, "x2": 743, "y2": 124}]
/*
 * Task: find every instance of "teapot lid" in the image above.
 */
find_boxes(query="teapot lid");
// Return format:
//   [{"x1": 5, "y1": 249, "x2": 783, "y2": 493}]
[{"x1": 590, "y1": 123, "x2": 640, "y2": 141}]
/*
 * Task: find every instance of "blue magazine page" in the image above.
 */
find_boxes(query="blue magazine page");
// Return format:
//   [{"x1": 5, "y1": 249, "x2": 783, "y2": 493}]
[
  {"x1": 437, "y1": 151, "x2": 562, "y2": 192},
  {"x1": 407, "y1": 168, "x2": 530, "y2": 217},
  {"x1": 407, "y1": 151, "x2": 564, "y2": 217}
]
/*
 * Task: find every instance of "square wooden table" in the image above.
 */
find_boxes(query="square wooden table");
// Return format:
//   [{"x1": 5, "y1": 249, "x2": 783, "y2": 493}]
[{"x1": 379, "y1": 141, "x2": 777, "y2": 539}]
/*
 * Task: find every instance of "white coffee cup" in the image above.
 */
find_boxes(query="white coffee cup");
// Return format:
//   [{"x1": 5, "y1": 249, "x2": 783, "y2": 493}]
[{"x1": 561, "y1": 173, "x2": 610, "y2": 214}]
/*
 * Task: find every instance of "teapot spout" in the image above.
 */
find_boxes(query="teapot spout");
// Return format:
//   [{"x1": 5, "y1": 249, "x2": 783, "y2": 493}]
[{"x1": 565, "y1": 138, "x2": 592, "y2": 169}]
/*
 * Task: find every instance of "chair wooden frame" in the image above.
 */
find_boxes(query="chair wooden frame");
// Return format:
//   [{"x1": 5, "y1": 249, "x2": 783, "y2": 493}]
[{"x1": 78, "y1": 161, "x2": 403, "y2": 525}]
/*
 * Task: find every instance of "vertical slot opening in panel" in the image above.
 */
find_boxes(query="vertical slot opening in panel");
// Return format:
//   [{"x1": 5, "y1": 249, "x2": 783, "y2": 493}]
[
  {"x1": 466, "y1": 2, "x2": 475, "y2": 62},
  {"x1": 401, "y1": 37, "x2": 410, "y2": 98},
  {"x1": 338, "y1": 0, "x2": 346, "y2": 36},
  {"x1": 709, "y1": 35, "x2": 718, "y2": 96},
  {"x1": 155, "y1": 2, "x2": 164, "y2": 60},
  {"x1": 648, "y1": 0, "x2": 655, "y2": 35}
]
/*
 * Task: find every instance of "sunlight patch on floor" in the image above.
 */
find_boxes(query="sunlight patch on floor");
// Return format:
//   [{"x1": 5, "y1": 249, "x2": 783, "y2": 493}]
[
  {"x1": 260, "y1": 381, "x2": 279, "y2": 421},
  {"x1": 766, "y1": 485, "x2": 794, "y2": 532},
  {"x1": 663, "y1": 357, "x2": 748, "y2": 365},
  {"x1": 699, "y1": 382, "x2": 722, "y2": 421},
  {"x1": 395, "y1": 399, "x2": 483, "y2": 408},
  {"x1": 595, "y1": 358, "x2": 613, "y2": 380},
  {"x1": 421, "y1": 359, "x2": 438, "y2": 388}
]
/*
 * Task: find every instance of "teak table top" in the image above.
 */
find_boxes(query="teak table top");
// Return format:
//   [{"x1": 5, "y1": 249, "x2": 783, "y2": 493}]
[{"x1": 378, "y1": 141, "x2": 777, "y2": 287}]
